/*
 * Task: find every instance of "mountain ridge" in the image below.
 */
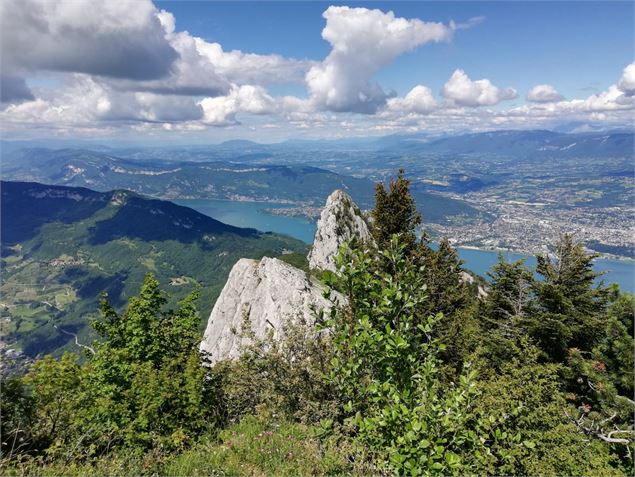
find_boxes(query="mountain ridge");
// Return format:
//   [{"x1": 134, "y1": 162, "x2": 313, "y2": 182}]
[{"x1": 1, "y1": 181, "x2": 306, "y2": 358}]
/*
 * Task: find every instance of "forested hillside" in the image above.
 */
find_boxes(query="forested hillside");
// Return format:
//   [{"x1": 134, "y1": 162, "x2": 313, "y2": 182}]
[{"x1": 0, "y1": 181, "x2": 306, "y2": 358}]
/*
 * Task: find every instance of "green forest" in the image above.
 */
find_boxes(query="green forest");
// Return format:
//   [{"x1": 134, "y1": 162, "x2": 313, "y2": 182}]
[{"x1": 1, "y1": 173, "x2": 633, "y2": 476}]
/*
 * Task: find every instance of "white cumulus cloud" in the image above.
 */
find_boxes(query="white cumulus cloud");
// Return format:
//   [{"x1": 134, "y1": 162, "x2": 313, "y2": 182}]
[
  {"x1": 617, "y1": 61, "x2": 635, "y2": 96},
  {"x1": 0, "y1": 0, "x2": 178, "y2": 80},
  {"x1": 194, "y1": 39, "x2": 313, "y2": 86},
  {"x1": 306, "y1": 6, "x2": 454, "y2": 113},
  {"x1": 526, "y1": 84, "x2": 563, "y2": 103},
  {"x1": 442, "y1": 69, "x2": 517, "y2": 107},
  {"x1": 386, "y1": 85, "x2": 437, "y2": 114},
  {"x1": 111, "y1": 9, "x2": 312, "y2": 97},
  {"x1": 199, "y1": 85, "x2": 275, "y2": 126}
]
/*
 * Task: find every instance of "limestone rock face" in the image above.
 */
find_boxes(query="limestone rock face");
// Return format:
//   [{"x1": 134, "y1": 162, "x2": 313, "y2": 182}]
[
  {"x1": 200, "y1": 189, "x2": 370, "y2": 364},
  {"x1": 308, "y1": 190, "x2": 373, "y2": 272},
  {"x1": 200, "y1": 257, "x2": 337, "y2": 364}
]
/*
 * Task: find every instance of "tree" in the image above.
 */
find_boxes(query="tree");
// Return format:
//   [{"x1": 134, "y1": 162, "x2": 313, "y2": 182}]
[
  {"x1": 481, "y1": 255, "x2": 536, "y2": 364},
  {"x1": 323, "y1": 236, "x2": 493, "y2": 475},
  {"x1": 418, "y1": 239, "x2": 472, "y2": 317},
  {"x1": 471, "y1": 341, "x2": 624, "y2": 477},
  {"x1": 370, "y1": 170, "x2": 480, "y2": 375},
  {"x1": 85, "y1": 273, "x2": 213, "y2": 450},
  {"x1": 562, "y1": 293, "x2": 635, "y2": 467},
  {"x1": 600, "y1": 293, "x2": 635, "y2": 397},
  {"x1": 371, "y1": 168, "x2": 421, "y2": 252},
  {"x1": 2, "y1": 273, "x2": 216, "y2": 460},
  {"x1": 1, "y1": 375, "x2": 35, "y2": 459},
  {"x1": 415, "y1": 239, "x2": 479, "y2": 373},
  {"x1": 531, "y1": 234, "x2": 610, "y2": 361}
]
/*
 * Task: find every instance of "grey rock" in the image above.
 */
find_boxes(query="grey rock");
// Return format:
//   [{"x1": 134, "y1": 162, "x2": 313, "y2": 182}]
[
  {"x1": 308, "y1": 189, "x2": 373, "y2": 272},
  {"x1": 200, "y1": 257, "x2": 339, "y2": 365},
  {"x1": 460, "y1": 271, "x2": 489, "y2": 299},
  {"x1": 200, "y1": 189, "x2": 372, "y2": 364}
]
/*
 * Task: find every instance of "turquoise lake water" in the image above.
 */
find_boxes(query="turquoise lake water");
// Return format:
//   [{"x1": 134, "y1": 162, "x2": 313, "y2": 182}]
[{"x1": 174, "y1": 198, "x2": 635, "y2": 293}]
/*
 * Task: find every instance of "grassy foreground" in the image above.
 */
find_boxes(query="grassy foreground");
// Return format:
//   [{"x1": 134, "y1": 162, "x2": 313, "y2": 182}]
[{"x1": 2, "y1": 414, "x2": 355, "y2": 476}]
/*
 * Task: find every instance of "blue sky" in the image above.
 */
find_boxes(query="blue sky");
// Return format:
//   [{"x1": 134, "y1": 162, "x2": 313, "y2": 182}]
[
  {"x1": 157, "y1": 1, "x2": 633, "y2": 99},
  {"x1": 1, "y1": 1, "x2": 633, "y2": 142}
]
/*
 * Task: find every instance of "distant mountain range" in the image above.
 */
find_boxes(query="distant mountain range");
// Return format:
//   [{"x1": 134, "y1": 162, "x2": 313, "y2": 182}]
[
  {"x1": 396, "y1": 129, "x2": 634, "y2": 157},
  {"x1": 272, "y1": 129, "x2": 634, "y2": 157},
  {"x1": 1, "y1": 181, "x2": 306, "y2": 357},
  {"x1": 3, "y1": 128, "x2": 633, "y2": 158},
  {"x1": 1, "y1": 148, "x2": 374, "y2": 204},
  {"x1": 0, "y1": 148, "x2": 478, "y2": 223}
]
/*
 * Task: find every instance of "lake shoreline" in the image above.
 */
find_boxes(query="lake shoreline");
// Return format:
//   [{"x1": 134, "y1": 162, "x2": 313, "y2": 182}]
[
  {"x1": 174, "y1": 198, "x2": 635, "y2": 293},
  {"x1": 454, "y1": 244, "x2": 635, "y2": 264}
]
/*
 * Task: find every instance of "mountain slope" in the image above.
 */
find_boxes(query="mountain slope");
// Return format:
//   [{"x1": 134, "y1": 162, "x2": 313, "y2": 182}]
[
  {"x1": 0, "y1": 148, "x2": 480, "y2": 222},
  {"x1": 0, "y1": 181, "x2": 306, "y2": 357},
  {"x1": 381, "y1": 130, "x2": 634, "y2": 157},
  {"x1": 0, "y1": 149, "x2": 376, "y2": 205}
]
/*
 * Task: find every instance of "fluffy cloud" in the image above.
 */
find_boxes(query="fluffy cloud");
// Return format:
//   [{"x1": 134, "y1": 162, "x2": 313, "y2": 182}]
[
  {"x1": 0, "y1": 0, "x2": 178, "y2": 80},
  {"x1": 0, "y1": 75, "x2": 206, "y2": 128},
  {"x1": 386, "y1": 85, "x2": 437, "y2": 114},
  {"x1": 199, "y1": 85, "x2": 275, "y2": 126},
  {"x1": 1, "y1": 2, "x2": 631, "y2": 138},
  {"x1": 577, "y1": 84, "x2": 635, "y2": 111},
  {"x1": 194, "y1": 39, "x2": 313, "y2": 86},
  {"x1": 442, "y1": 69, "x2": 517, "y2": 107},
  {"x1": 498, "y1": 63, "x2": 635, "y2": 127},
  {"x1": 0, "y1": 75, "x2": 35, "y2": 105},
  {"x1": 306, "y1": 6, "x2": 454, "y2": 113},
  {"x1": 1, "y1": 1, "x2": 310, "y2": 99},
  {"x1": 617, "y1": 62, "x2": 635, "y2": 96},
  {"x1": 105, "y1": 9, "x2": 313, "y2": 99},
  {"x1": 526, "y1": 84, "x2": 563, "y2": 103}
]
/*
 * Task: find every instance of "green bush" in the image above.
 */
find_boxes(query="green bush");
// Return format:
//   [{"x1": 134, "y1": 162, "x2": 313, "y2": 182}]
[
  {"x1": 1, "y1": 273, "x2": 217, "y2": 464},
  {"x1": 322, "y1": 236, "x2": 493, "y2": 475},
  {"x1": 211, "y1": 315, "x2": 340, "y2": 427}
]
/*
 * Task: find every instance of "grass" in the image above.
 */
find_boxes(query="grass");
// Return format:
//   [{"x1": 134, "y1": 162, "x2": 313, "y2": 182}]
[
  {"x1": 54, "y1": 288, "x2": 77, "y2": 309},
  {"x1": 165, "y1": 415, "x2": 350, "y2": 476},
  {"x1": 137, "y1": 256, "x2": 158, "y2": 272},
  {"x1": 1, "y1": 414, "x2": 354, "y2": 477}
]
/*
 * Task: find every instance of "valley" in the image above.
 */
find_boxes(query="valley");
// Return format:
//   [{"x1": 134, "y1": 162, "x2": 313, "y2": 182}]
[
  {"x1": 1, "y1": 128, "x2": 633, "y2": 361},
  {"x1": 0, "y1": 182, "x2": 306, "y2": 360},
  {"x1": 2, "y1": 129, "x2": 632, "y2": 259}
]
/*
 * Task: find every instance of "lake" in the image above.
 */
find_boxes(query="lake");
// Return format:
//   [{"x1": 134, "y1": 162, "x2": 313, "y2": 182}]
[{"x1": 175, "y1": 198, "x2": 635, "y2": 293}]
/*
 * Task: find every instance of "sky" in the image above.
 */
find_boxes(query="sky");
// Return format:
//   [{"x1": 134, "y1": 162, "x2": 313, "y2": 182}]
[{"x1": 0, "y1": 0, "x2": 633, "y2": 143}]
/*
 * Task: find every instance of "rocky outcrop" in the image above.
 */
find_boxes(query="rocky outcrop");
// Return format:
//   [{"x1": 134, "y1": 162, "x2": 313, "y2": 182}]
[
  {"x1": 199, "y1": 257, "x2": 339, "y2": 364},
  {"x1": 460, "y1": 271, "x2": 489, "y2": 299},
  {"x1": 201, "y1": 189, "x2": 370, "y2": 364},
  {"x1": 307, "y1": 190, "x2": 373, "y2": 272}
]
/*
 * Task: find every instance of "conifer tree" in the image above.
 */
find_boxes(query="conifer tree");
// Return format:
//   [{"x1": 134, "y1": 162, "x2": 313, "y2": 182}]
[
  {"x1": 481, "y1": 255, "x2": 536, "y2": 363},
  {"x1": 531, "y1": 234, "x2": 610, "y2": 361},
  {"x1": 87, "y1": 273, "x2": 212, "y2": 449},
  {"x1": 371, "y1": 168, "x2": 421, "y2": 252},
  {"x1": 420, "y1": 238, "x2": 471, "y2": 316}
]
